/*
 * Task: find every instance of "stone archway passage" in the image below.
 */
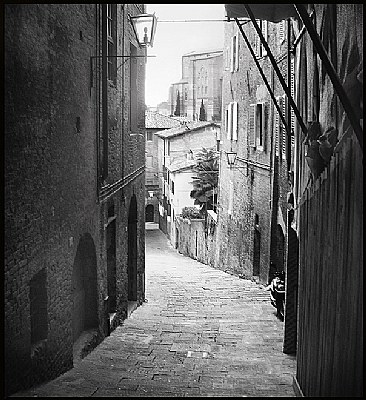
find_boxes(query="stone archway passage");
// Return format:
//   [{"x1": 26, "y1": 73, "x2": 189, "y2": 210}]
[
  {"x1": 72, "y1": 233, "x2": 98, "y2": 342},
  {"x1": 128, "y1": 195, "x2": 138, "y2": 302},
  {"x1": 145, "y1": 204, "x2": 154, "y2": 222}
]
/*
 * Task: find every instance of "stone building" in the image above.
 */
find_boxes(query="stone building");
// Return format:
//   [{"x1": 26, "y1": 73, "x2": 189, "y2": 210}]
[
  {"x1": 224, "y1": 4, "x2": 363, "y2": 397},
  {"x1": 4, "y1": 4, "x2": 148, "y2": 396},
  {"x1": 156, "y1": 121, "x2": 220, "y2": 243},
  {"x1": 215, "y1": 15, "x2": 290, "y2": 284},
  {"x1": 168, "y1": 49, "x2": 223, "y2": 121},
  {"x1": 145, "y1": 110, "x2": 181, "y2": 223}
]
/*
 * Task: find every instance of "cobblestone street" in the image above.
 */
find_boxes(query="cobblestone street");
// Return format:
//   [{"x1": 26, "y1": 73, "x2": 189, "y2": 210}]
[{"x1": 13, "y1": 225, "x2": 296, "y2": 397}]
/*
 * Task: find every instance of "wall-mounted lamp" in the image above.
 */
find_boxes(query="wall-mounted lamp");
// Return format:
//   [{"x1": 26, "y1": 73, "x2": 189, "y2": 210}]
[
  {"x1": 148, "y1": 190, "x2": 154, "y2": 198},
  {"x1": 130, "y1": 13, "x2": 157, "y2": 47},
  {"x1": 226, "y1": 151, "x2": 238, "y2": 167}
]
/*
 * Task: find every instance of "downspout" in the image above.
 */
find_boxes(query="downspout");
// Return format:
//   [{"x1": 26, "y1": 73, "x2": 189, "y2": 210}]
[
  {"x1": 287, "y1": 18, "x2": 292, "y2": 172},
  {"x1": 101, "y1": 4, "x2": 108, "y2": 180}
]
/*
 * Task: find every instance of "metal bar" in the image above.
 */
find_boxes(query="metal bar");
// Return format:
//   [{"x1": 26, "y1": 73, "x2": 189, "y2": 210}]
[
  {"x1": 294, "y1": 4, "x2": 363, "y2": 150},
  {"x1": 90, "y1": 55, "x2": 156, "y2": 58},
  {"x1": 287, "y1": 18, "x2": 292, "y2": 171},
  {"x1": 292, "y1": 10, "x2": 314, "y2": 50},
  {"x1": 243, "y1": 4, "x2": 308, "y2": 137},
  {"x1": 101, "y1": 4, "x2": 108, "y2": 180},
  {"x1": 234, "y1": 18, "x2": 291, "y2": 138}
]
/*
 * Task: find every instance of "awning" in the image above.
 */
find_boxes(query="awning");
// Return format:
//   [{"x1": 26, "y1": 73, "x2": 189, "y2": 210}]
[{"x1": 225, "y1": 4, "x2": 300, "y2": 22}]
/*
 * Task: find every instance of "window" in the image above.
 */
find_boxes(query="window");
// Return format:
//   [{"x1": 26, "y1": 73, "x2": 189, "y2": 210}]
[
  {"x1": 225, "y1": 47, "x2": 230, "y2": 70},
  {"x1": 146, "y1": 156, "x2": 153, "y2": 167},
  {"x1": 230, "y1": 35, "x2": 239, "y2": 72},
  {"x1": 171, "y1": 180, "x2": 175, "y2": 194},
  {"x1": 106, "y1": 4, "x2": 117, "y2": 84},
  {"x1": 30, "y1": 269, "x2": 48, "y2": 344},
  {"x1": 249, "y1": 102, "x2": 267, "y2": 150},
  {"x1": 226, "y1": 102, "x2": 238, "y2": 141},
  {"x1": 255, "y1": 20, "x2": 268, "y2": 58},
  {"x1": 146, "y1": 131, "x2": 153, "y2": 141}
]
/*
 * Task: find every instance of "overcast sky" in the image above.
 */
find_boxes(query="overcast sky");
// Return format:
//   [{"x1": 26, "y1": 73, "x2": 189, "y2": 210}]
[{"x1": 145, "y1": 4, "x2": 226, "y2": 107}]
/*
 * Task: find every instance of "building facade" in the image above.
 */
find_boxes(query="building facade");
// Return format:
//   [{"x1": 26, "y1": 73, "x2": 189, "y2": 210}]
[
  {"x1": 168, "y1": 50, "x2": 223, "y2": 122},
  {"x1": 145, "y1": 110, "x2": 181, "y2": 223},
  {"x1": 156, "y1": 121, "x2": 220, "y2": 242},
  {"x1": 4, "y1": 4, "x2": 147, "y2": 395},
  {"x1": 224, "y1": 4, "x2": 363, "y2": 397},
  {"x1": 215, "y1": 16, "x2": 290, "y2": 284}
]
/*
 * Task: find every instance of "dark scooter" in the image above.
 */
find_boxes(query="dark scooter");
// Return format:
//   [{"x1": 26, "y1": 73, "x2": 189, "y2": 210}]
[{"x1": 267, "y1": 271, "x2": 285, "y2": 321}]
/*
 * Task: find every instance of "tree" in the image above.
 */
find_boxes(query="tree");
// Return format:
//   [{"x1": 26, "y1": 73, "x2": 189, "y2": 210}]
[
  {"x1": 190, "y1": 147, "x2": 219, "y2": 214},
  {"x1": 174, "y1": 91, "x2": 180, "y2": 116},
  {"x1": 199, "y1": 99, "x2": 206, "y2": 121}
]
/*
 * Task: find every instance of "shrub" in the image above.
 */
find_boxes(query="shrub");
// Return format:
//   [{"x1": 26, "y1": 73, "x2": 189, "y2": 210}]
[{"x1": 181, "y1": 206, "x2": 202, "y2": 219}]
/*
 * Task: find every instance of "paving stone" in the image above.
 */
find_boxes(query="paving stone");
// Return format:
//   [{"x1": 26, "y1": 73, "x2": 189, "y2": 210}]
[{"x1": 13, "y1": 229, "x2": 296, "y2": 397}]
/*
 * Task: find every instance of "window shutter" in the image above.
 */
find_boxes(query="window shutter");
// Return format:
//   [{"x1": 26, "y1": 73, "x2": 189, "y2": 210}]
[
  {"x1": 290, "y1": 56, "x2": 296, "y2": 134},
  {"x1": 230, "y1": 37, "x2": 234, "y2": 72},
  {"x1": 232, "y1": 102, "x2": 238, "y2": 141},
  {"x1": 279, "y1": 20, "x2": 285, "y2": 43},
  {"x1": 262, "y1": 21, "x2": 268, "y2": 56},
  {"x1": 263, "y1": 102, "x2": 268, "y2": 150},
  {"x1": 235, "y1": 35, "x2": 239, "y2": 71},
  {"x1": 281, "y1": 94, "x2": 287, "y2": 159},
  {"x1": 249, "y1": 104, "x2": 256, "y2": 147},
  {"x1": 275, "y1": 97, "x2": 279, "y2": 156},
  {"x1": 254, "y1": 20, "x2": 259, "y2": 58},
  {"x1": 227, "y1": 103, "x2": 232, "y2": 140}
]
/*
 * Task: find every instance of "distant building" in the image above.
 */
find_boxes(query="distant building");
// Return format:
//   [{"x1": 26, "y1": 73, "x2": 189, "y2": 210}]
[
  {"x1": 155, "y1": 121, "x2": 220, "y2": 242},
  {"x1": 145, "y1": 111, "x2": 181, "y2": 223},
  {"x1": 168, "y1": 49, "x2": 223, "y2": 122}
]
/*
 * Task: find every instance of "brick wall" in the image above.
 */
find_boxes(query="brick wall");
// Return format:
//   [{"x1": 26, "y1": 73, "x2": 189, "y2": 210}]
[{"x1": 4, "y1": 4, "x2": 146, "y2": 395}]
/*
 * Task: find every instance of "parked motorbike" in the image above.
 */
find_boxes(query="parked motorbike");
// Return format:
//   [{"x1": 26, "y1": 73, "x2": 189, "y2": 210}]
[{"x1": 267, "y1": 271, "x2": 285, "y2": 321}]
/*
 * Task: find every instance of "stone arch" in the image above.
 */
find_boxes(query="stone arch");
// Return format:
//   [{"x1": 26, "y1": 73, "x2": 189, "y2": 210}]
[
  {"x1": 71, "y1": 233, "x2": 98, "y2": 342},
  {"x1": 145, "y1": 204, "x2": 154, "y2": 222},
  {"x1": 128, "y1": 195, "x2": 138, "y2": 302}
]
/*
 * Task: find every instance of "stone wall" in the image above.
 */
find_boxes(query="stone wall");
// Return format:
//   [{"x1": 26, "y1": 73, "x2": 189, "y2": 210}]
[
  {"x1": 175, "y1": 213, "x2": 216, "y2": 267},
  {"x1": 4, "y1": 4, "x2": 146, "y2": 395}
]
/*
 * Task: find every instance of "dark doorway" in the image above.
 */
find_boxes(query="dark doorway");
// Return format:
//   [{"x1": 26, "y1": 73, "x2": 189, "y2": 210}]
[
  {"x1": 128, "y1": 195, "x2": 138, "y2": 302},
  {"x1": 106, "y1": 220, "x2": 116, "y2": 313},
  {"x1": 72, "y1": 234, "x2": 98, "y2": 342},
  {"x1": 175, "y1": 228, "x2": 179, "y2": 249},
  {"x1": 145, "y1": 204, "x2": 154, "y2": 222},
  {"x1": 283, "y1": 210, "x2": 299, "y2": 354},
  {"x1": 253, "y1": 228, "x2": 261, "y2": 276},
  {"x1": 276, "y1": 225, "x2": 285, "y2": 271}
]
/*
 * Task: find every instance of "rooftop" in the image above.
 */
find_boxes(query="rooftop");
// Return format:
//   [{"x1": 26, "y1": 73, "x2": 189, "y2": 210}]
[
  {"x1": 145, "y1": 111, "x2": 181, "y2": 129},
  {"x1": 156, "y1": 121, "x2": 220, "y2": 139}
]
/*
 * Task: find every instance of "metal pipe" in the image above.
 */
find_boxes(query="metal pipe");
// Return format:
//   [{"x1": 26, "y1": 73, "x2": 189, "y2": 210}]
[
  {"x1": 294, "y1": 4, "x2": 363, "y2": 150},
  {"x1": 235, "y1": 18, "x2": 291, "y2": 138},
  {"x1": 287, "y1": 18, "x2": 292, "y2": 171},
  {"x1": 102, "y1": 4, "x2": 108, "y2": 180},
  {"x1": 243, "y1": 4, "x2": 308, "y2": 137}
]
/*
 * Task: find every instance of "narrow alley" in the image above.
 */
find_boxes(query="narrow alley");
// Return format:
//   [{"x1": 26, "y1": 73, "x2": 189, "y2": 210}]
[{"x1": 13, "y1": 225, "x2": 296, "y2": 397}]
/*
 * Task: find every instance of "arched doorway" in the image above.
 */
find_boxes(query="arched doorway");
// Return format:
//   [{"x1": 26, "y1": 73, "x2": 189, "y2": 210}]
[
  {"x1": 145, "y1": 204, "x2": 154, "y2": 222},
  {"x1": 128, "y1": 195, "x2": 138, "y2": 302},
  {"x1": 72, "y1": 233, "x2": 98, "y2": 342}
]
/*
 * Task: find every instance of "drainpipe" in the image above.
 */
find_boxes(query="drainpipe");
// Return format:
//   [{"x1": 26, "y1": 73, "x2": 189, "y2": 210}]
[{"x1": 101, "y1": 4, "x2": 108, "y2": 180}]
